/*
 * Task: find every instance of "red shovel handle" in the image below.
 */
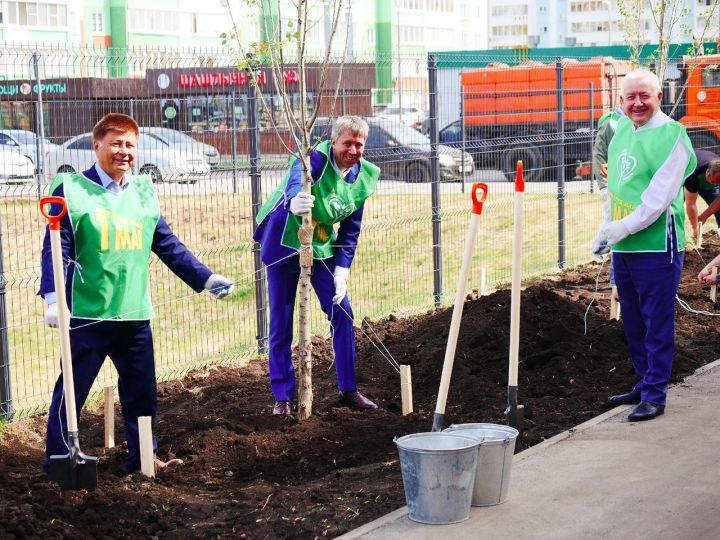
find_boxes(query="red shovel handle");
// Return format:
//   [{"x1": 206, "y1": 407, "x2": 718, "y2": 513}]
[
  {"x1": 471, "y1": 182, "x2": 488, "y2": 215},
  {"x1": 515, "y1": 161, "x2": 525, "y2": 193},
  {"x1": 39, "y1": 196, "x2": 67, "y2": 230}
]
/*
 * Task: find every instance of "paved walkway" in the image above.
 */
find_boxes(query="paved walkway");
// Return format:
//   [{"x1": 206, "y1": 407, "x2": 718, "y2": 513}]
[{"x1": 341, "y1": 360, "x2": 720, "y2": 540}]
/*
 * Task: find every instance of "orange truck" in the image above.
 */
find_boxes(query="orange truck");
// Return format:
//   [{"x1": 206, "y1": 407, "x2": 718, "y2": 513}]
[{"x1": 439, "y1": 55, "x2": 720, "y2": 181}]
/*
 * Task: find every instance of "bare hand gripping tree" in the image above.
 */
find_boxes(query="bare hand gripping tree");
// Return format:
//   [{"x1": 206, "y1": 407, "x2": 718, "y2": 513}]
[{"x1": 224, "y1": 0, "x2": 348, "y2": 420}]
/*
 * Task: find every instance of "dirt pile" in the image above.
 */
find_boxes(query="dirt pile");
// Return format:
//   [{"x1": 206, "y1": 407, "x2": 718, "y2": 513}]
[{"x1": 2, "y1": 236, "x2": 719, "y2": 539}]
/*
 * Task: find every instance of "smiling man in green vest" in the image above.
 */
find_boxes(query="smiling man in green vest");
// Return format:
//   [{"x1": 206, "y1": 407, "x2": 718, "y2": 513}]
[{"x1": 592, "y1": 69, "x2": 696, "y2": 422}]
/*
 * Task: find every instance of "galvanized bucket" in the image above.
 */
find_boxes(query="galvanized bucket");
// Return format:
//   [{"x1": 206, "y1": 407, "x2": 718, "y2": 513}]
[
  {"x1": 394, "y1": 432, "x2": 479, "y2": 524},
  {"x1": 444, "y1": 423, "x2": 519, "y2": 506}
]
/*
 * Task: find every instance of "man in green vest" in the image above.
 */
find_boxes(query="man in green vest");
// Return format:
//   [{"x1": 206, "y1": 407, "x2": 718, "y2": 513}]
[
  {"x1": 39, "y1": 113, "x2": 234, "y2": 474},
  {"x1": 253, "y1": 116, "x2": 380, "y2": 415},
  {"x1": 591, "y1": 69, "x2": 696, "y2": 421}
]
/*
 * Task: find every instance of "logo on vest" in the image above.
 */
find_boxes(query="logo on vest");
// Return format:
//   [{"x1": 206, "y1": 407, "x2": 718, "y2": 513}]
[
  {"x1": 616, "y1": 150, "x2": 637, "y2": 184},
  {"x1": 327, "y1": 194, "x2": 353, "y2": 221}
]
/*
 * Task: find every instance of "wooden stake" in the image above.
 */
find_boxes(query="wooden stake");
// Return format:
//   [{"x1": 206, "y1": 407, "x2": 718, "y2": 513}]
[
  {"x1": 609, "y1": 286, "x2": 621, "y2": 321},
  {"x1": 697, "y1": 221, "x2": 704, "y2": 249},
  {"x1": 479, "y1": 267, "x2": 488, "y2": 296},
  {"x1": 400, "y1": 365, "x2": 413, "y2": 415},
  {"x1": 104, "y1": 386, "x2": 115, "y2": 449},
  {"x1": 711, "y1": 266, "x2": 717, "y2": 303},
  {"x1": 138, "y1": 416, "x2": 155, "y2": 478}
]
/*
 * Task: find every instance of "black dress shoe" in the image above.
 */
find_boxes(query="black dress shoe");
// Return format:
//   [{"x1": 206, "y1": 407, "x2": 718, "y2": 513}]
[
  {"x1": 273, "y1": 400, "x2": 293, "y2": 415},
  {"x1": 339, "y1": 390, "x2": 378, "y2": 410},
  {"x1": 609, "y1": 388, "x2": 641, "y2": 405},
  {"x1": 628, "y1": 401, "x2": 665, "y2": 421}
]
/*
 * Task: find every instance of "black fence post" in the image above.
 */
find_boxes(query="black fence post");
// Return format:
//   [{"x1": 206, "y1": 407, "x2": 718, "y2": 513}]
[
  {"x1": 230, "y1": 91, "x2": 239, "y2": 194},
  {"x1": 428, "y1": 53, "x2": 442, "y2": 306},
  {"x1": 555, "y1": 57, "x2": 567, "y2": 271},
  {"x1": 247, "y1": 58, "x2": 268, "y2": 355},
  {"x1": 589, "y1": 81, "x2": 595, "y2": 195},
  {"x1": 32, "y1": 52, "x2": 45, "y2": 200},
  {"x1": 0, "y1": 212, "x2": 13, "y2": 420}
]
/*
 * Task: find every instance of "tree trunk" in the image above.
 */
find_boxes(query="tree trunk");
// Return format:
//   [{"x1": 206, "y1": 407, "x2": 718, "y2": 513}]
[{"x1": 297, "y1": 155, "x2": 314, "y2": 421}]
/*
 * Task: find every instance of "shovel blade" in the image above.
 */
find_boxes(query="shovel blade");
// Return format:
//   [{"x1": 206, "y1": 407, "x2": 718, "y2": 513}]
[
  {"x1": 48, "y1": 452, "x2": 98, "y2": 492},
  {"x1": 505, "y1": 403, "x2": 525, "y2": 434}
]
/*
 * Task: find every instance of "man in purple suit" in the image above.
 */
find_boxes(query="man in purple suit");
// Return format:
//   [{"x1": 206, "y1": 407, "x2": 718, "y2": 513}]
[{"x1": 253, "y1": 116, "x2": 380, "y2": 415}]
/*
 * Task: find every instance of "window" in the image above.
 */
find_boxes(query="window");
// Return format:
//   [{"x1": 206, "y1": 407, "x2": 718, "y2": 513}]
[
  {"x1": 6, "y1": 2, "x2": 68, "y2": 27},
  {"x1": 128, "y1": 9, "x2": 180, "y2": 32},
  {"x1": 68, "y1": 136, "x2": 93, "y2": 150},
  {"x1": 91, "y1": 12, "x2": 104, "y2": 34},
  {"x1": 701, "y1": 65, "x2": 720, "y2": 87}
]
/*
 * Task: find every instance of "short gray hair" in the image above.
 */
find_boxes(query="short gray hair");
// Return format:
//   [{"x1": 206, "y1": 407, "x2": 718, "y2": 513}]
[
  {"x1": 709, "y1": 159, "x2": 720, "y2": 176},
  {"x1": 332, "y1": 115, "x2": 369, "y2": 140},
  {"x1": 621, "y1": 69, "x2": 661, "y2": 95}
]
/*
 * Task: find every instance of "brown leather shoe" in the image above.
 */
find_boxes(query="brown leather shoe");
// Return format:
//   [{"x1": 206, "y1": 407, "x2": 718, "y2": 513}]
[
  {"x1": 339, "y1": 390, "x2": 378, "y2": 410},
  {"x1": 273, "y1": 400, "x2": 293, "y2": 415}
]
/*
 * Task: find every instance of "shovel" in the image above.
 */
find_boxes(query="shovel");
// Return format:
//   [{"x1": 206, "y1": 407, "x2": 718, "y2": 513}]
[
  {"x1": 431, "y1": 182, "x2": 488, "y2": 432},
  {"x1": 505, "y1": 162, "x2": 525, "y2": 433},
  {"x1": 40, "y1": 196, "x2": 97, "y2": 491}
]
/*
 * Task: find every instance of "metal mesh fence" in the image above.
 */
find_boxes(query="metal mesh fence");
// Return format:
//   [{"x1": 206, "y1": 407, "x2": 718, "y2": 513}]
[{"x1": 1, "y1": 45, "x2": 717, "y2": 417}]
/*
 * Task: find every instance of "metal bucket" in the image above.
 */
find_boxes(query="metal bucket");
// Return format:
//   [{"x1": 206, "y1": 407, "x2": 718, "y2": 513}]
[
  {"x1": 444, "y1": 423, "x2": 518, "y2": 506},
  {"x1": 394, "y1": 432, "x2": 479, "y2": 524}
]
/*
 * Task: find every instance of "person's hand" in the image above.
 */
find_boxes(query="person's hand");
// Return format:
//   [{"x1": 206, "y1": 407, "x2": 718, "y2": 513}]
[
  {"x1": 600, "y1": 163, "x2": 608, "y2": 178},
  {"x1": 204, "y1": 274, "x2": 235, "y2": 299},
  {"x1": 698, "y1": 265, "x2": 719, "y2": 285},
  {"x1": 602, "y1": 221, "x2": 630, "y2": 245},
  {"x1": 289, "y1": 191, "x2": 315, "y2": 216},
  {"x1": 332, "y1": 266, "x2": 350, "y2": 305},
  {"x1": 591, "y1": 229, "x2": 610, "y2": 259},
  {"x1": 44, "y1": 302, "x2": 69, "y2": 328}
]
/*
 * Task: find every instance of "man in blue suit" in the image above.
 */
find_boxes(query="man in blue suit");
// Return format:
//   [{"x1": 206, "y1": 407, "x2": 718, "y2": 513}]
[
  {"x1": 253, "y1": 116, "x2": 380, "y2": 415},
  {"x1": 39, "y1": 113, "x2": 233, "y2": 473}
]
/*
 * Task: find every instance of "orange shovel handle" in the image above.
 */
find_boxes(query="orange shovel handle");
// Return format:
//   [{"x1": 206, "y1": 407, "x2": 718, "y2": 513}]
[{"x1": 39, "y1": 196, "x2": 68, "y2": 230}]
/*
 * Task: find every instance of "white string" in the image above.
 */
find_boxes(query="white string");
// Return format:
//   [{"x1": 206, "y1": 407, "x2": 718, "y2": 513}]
[
  {"x1": 317, "y1": 258, "x2": 402, "y2": 374},
  {"x1": 583, "y1": 256, "x2": 608, "y2": 336}
]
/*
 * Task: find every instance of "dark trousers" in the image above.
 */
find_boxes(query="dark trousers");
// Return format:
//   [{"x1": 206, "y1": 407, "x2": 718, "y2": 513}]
[
  {"x1": 45, "y1": 320, "x2": 157, "y2": 473},
  {"x1": 613, "y1": 247, "x2": 683, "y2": 406},
  {"x1": 266, "y1": 256, "x2": 357, "y2": 402}
]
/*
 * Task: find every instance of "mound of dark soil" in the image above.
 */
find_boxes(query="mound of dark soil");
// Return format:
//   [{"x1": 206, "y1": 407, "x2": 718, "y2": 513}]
[{"x1": 2, "y1": 235, "x2": 719, "y2": 539}]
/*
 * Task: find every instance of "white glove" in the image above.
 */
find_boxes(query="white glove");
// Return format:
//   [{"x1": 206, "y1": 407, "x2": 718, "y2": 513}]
[
  {"x1": 289, "y1": 191, "x2": 315, "y2": 215},
  {"x1": 44, "y1": 302, "x2": 59, "y2": 328},
  {"x1": 602, "y1": 221, "x2": 630, "y2": 246},
  {"x1": 591, "y1": 229, "x2": 610, "y2": 259},
  {"x1": 332, "y1": 266, "x2": 350, "y2": 305},
  {"x1": 204, "y1": 274, "x2": 235, "y2": 299}
]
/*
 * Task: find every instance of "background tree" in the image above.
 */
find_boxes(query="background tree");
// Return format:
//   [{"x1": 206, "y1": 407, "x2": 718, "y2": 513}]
[{"x1": 223, "y1": 0, "x2": 348, "y2": 420}]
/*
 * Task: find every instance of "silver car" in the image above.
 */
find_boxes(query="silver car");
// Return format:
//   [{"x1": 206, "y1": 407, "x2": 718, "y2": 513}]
[
  {"x1": 0, "y1": 129, "x2": 59, "y2": 164},
  {"x1": 140, "y1": 127, "x2": 220, "y2": 168},
  {"x1": 46, "y1": 132, "x2": 211, "y2": 184},
  {"x1": 0, "y1": 146, "x2": 34, "y2": 184}
]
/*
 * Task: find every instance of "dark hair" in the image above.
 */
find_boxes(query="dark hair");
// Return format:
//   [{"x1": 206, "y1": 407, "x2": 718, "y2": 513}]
[{"x1": 92, "y1": 113, "x2": 139, "y2": 141}]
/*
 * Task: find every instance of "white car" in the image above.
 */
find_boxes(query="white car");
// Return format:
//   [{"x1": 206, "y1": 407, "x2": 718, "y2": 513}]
[
  {"x1": 0, "y1": 129, "x2": 59, "y2": 164},
  {"x1": 140, "y1": 126, "x2": 220, "y2": 168},
  {"x1": 0, "y1": 146, "x2": 34, "y2": 184},
  {"x1": 376, "y1": 106, "x2": 425, "y2": 130},
  {"x1": 46, "y1": 133, "x2": 211, "y2": 184}
]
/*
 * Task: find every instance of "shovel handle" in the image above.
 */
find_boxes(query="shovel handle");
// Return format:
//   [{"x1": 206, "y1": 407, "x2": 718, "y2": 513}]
[
  {"x1": 39, "y1": 196, "x2": 68, "y2": 230},
  {"x1": 471, "y1": 182, "x2": 488, "y2": 215}
]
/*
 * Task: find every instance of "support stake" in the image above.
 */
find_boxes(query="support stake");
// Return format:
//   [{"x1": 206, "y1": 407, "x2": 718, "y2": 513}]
[
  {"x1": 400, "y1": 365, "x2": 413, "y2": 416},
  {"x1": 711, "y1": 267, "x2": 717, "y2": 303},
  {"x1": 609, "y1": 285, "x2": 621, "y2": 321},
  {"x1": 138, "y1": 416, "x2": 155, "y2": 478},
  {"x1": 479, "y1": 266, "x2": 488, "y2": 296},
  {"x1": 104, "y1": 386, "x2": 114, "y2": 449},
  {"x1": 698, "y1": 221, "x2": 704, "y2": 250}
]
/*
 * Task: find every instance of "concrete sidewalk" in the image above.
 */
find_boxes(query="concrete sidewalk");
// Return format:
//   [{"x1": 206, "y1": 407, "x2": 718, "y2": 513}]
[{"x1": 341, "y1": 360, "x2": 720, "y2": 540}]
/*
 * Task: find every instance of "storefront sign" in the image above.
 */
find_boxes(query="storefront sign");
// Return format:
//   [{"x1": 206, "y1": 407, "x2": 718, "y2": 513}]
[
  {"x1": 177, "y1": 69, "x2": 299, "y2": 89},
  {"x1": 0, "y1": 82, "x2": 68, "y2": 96}
]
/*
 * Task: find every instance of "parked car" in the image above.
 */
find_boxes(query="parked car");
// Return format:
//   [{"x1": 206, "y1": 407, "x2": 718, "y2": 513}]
[
  {"x1": 0, "y1": 146, "x2": 34, "y2": 184},
  {"x1": 140, "y1": 126, "x2": 220, "y2": 168},
  {"x1": 46, "y1": 133, "x2": 211, "y2": 184},
  {"x1": 0, "y1": 129, "x2": 59, "y2": 164},
  {"x1": 376, "y1": 106, "x2": 425, "y2": 130},
  {"x1": 313, "y1": 117, "x2": 474, "y2": 183}
]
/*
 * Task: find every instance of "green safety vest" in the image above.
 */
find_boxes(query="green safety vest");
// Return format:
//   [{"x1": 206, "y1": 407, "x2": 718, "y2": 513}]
[
  {"x1": 256, "y1": 141, "x2": 380, "y2": 259},
  {"x1": 608, "y1": 116, "x2": 696, "y2": 252},
  {"x1": 53, "y1": 173, "x2": 160, "y2": 320},
  {"x1": 598, "y1": 110, "x2": 622, "y2": 132}
]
